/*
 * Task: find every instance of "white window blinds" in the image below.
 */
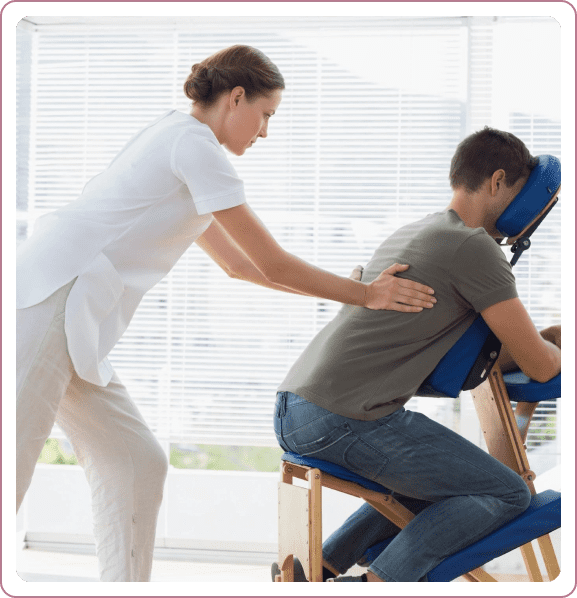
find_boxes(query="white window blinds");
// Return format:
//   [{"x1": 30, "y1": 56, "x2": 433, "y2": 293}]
[{"x1": 16, "y1": 17, "x2": 561, "y2": 454}]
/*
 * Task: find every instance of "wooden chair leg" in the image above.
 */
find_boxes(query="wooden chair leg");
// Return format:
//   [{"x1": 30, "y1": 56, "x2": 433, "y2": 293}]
[
  {"x1": 537, "y1": 533, "x2": 560, "y2": 580},
  {"x1": 307, "y1": 469, "x2": 323, "y2": 582},
  {"x1": 279, "y1": 555, "x2": 294, "y2": 582},
  {"x1": 462, "y1": 567, "x2": 498, "y2": 582},
  {"x1": 471, "y1": 368, "x2": 560, "y2": 583},
  {"x1": 514, "y1": 401, "x2": 538, "y2": 445},
  {"x1": 520, "y1": 542, "x2": 544, "y2": 581},
  {"x1": 365, "y1": 496, "x2": 415, "y2": 527},
  {"x1": 470, "y1": 367, "x2": 534, "y2": 479},
  {"x1": 277, "y1": 466, "x2": 323, "y2": 582},
  {"x1": 278, "y1": 479, "x2": 310, "y2": 581}
]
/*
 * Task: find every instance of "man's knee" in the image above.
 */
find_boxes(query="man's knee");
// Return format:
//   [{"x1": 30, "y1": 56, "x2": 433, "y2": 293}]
[
  {"x1": 505, "y1": 477, "x2": 532, "y2": 514},
  {"x1": 516, "y1": 481, "x2": 532, "y2": 512}
]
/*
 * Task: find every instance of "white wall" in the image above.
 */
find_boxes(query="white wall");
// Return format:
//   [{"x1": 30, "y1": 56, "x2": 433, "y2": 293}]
[{"x1": 21, "y1": 464, "x2": 364, "y2": 560}]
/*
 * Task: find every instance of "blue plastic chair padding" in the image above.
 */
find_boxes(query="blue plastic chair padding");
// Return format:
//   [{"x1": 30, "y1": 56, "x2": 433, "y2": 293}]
[
  {"x1": 418, "y1": 316, "x2": 491, "y2": 398},
  {"x1": 503, "y1": 370, "x2": 561, "y2": 403},
  {"x1": 496, "y1": 155, "x2": 561, "y2": 238},
  {"x1": 360, "y1": 489, "x2": 561, "y2": 582},
  {"x1": 281, "y1": 452, "x2": 392, "y2": 495}
]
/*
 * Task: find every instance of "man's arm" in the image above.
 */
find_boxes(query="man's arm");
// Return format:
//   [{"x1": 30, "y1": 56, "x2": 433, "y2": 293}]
[
  {"x1": 496, "y1": 324, "x2": 561, "y2": 374},
  {"x1": 481, "y1": 298, "x2": 561, "y2": 383}
]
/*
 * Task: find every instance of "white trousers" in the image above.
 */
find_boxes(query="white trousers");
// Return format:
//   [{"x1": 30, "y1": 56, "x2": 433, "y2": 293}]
[{"x1": 16, "y1": 281, "x2": 169, "y2": 582}]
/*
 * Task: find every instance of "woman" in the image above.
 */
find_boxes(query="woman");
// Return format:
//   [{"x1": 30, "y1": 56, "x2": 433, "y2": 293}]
[{"x1": 16, "y1": 45, "x2": 436, "y2": 582}]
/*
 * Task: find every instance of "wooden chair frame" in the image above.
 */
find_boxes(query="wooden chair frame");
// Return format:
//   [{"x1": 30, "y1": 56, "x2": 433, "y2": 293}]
[
  {"x1": 470, "y1": 365, "x2": 560, "y2": 582},
  {"x1": 276, "y1": 364, "x2": 560, "y2": 583}
]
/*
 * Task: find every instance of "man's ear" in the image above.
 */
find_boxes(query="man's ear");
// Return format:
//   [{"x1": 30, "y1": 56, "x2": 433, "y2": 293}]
[{"x1": 491, "y1": 169, "x2": 506, "y2": 196}]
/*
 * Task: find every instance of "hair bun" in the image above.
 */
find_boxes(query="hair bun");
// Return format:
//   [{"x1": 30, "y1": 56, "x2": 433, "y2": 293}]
[
  {"x1": 183, "y1": 45, "x2": 284, "y2": 107},
  {"x1": 184, "y1": 65, "x2": 212, "y2": 102}
]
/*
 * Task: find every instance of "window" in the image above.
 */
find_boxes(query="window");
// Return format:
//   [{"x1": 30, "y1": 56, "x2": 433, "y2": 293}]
[{"x1": 17, "y1": 16, "x2": 561, "y2": 473}]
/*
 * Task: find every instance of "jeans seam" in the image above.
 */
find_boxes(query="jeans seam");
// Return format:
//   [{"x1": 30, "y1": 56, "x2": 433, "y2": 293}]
[
  {"x1": 283, "y1": 411, "x2": 334, "y2": 437},
  {"x1": 344, "y1": 436, "x2": 389, "y2": 479},
  {"x1": 286, "y1": 399, "x2": 309, "y2": 407},
  {"x1": 275, "y1": 394, "x2": 288, "y2": 449},
  {"x1": 419, "y1": 494, "x2": 527, "y2": 575},
  {"x1": 367, "y1": 564, "x2": 396, "y2": 583},
  {"x1": 368, "y1": 490, "x2": 527, "y2": 582},
  {"x1": 296, "y1": 432, "x2": 352, "y2": 457},
  {"x1": 322, "y1": 553, "x2": 347, "y2": 576},
  {"x1": 381, "y1": 420, "x2": 520, "y2": 492}
]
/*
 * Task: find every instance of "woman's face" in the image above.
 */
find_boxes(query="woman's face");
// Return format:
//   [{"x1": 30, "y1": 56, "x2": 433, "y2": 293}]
[{"x1": 222, "y1": 88, "x2": 283, "y2": 156}]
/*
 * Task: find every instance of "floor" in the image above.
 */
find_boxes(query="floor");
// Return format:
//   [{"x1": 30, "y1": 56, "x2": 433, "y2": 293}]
[
  {"x1": 15, "y1": 545, "x2": 544, "y2": 583},
  {"x1": 16, "y1": 546, "x2": 373, "y2": 583},
  {"x1": 16, "y1": 547, "x2": 275, "y2": 582}
]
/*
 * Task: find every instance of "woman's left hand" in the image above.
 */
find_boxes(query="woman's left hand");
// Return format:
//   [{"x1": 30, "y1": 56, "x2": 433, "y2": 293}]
[{"x1": 349, "y1": 265, "x2": 364, "y2": 281}]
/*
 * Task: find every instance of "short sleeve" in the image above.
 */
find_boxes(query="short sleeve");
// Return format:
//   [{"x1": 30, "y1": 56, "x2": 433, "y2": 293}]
[
  {"x1": 451, "y1": 232, "x2": 518, "y2": 312},
  {"x1": 171, "y1": 130, "x2": 246, "y2": 215}
]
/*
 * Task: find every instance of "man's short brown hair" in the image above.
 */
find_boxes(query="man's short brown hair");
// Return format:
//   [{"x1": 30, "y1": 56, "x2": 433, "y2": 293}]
[{"x1": 449, "y1": 127, "x2": 538, "y2": 192}]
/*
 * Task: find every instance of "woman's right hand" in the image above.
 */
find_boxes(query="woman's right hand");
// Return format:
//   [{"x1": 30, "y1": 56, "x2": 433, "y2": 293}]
[{"x1": 364, "y1": 263, "x2": 436, "y2": 312}]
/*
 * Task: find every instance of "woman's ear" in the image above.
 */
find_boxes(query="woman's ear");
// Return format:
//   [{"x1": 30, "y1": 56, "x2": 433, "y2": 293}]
[{"x1": 229, "y1": 86, "x2": 245, "y2": 108}]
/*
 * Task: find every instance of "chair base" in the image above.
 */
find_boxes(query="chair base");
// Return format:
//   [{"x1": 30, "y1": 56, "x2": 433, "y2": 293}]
[
  {"x1": 277, "y1": 453, "x2": 561, "y2": 583},
  {"x1": 278, "y1": 367, "x2": 561, "y2": 583}
]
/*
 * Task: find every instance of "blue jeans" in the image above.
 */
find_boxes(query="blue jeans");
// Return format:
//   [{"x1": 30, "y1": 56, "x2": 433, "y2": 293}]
[{"x1": 274, "y1": 391, "x2": 531, "y2": 582}]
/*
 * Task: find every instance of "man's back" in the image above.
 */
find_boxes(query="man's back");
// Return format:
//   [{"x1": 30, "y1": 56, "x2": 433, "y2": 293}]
[{"x1": 278, "y1": 210, "x2": 518, "y2": 421}]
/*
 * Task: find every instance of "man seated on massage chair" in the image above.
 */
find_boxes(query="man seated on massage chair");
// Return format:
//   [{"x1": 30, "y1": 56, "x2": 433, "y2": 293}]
[{"x1": 271, "y1": 127, "x2": 561, "y2": 583}]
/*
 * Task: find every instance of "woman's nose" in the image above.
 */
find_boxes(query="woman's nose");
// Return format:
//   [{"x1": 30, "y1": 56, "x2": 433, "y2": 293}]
[{"x1": 259, "y1": 121, "x2": 268, "y2": 138}]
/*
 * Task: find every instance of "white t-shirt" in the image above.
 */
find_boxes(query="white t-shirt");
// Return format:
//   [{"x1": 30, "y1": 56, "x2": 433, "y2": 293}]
[{"x1": 17, "y1": 110, "x2": 246, "y2": 386}]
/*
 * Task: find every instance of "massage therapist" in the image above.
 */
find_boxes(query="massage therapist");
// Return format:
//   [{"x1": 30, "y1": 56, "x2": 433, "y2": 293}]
[{"x1": 16, "y1": 45, "x2": 436, "y2": 581}]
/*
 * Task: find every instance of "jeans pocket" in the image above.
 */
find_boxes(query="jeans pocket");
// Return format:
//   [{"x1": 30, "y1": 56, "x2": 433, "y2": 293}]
[
  {"x1": 292, "y1": 422, "x2": 354, "y2": 458},
  {"x1": 343, "y1": 436, "x2": 389, "y2": 481}
]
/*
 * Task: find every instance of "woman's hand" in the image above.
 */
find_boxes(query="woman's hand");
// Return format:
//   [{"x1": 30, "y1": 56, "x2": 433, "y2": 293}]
[
  {"x1": 348, "y1": 265, "x2": 365, "y2": 281},
  {"x1": 364, "y1": 263, "x2": 436, "y2": 312},
  {"x1": 212, "y1": 204, "x2": 434, "y2": 309}
]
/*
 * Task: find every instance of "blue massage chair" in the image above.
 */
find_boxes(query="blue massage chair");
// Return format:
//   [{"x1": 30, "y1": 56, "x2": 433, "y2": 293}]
[{"x1": 275, "y1": 155, "x2": 562, "y2": 583}]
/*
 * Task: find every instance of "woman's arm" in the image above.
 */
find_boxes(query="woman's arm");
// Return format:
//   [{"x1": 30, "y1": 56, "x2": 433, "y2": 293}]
[
  {"x1": 196, "y1": 220, "x2": 311, "y2": 296},
  {"x1": 211, "y1": 203, "x2": 436, "y2": 311}
]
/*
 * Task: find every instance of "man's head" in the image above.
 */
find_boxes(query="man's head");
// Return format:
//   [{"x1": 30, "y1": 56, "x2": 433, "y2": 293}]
[
  {"x1": 449, "y1": 127, "x2": 538, "y2": 193},
  {"x1": 448, "y1": 127, "x2": 539, "y2": 238}
]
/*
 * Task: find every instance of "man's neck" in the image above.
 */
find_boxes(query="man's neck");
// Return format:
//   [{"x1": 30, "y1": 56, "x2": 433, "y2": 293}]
[
  {"x1": 447, "y1": 191, "x2": 485, "y2": 230},
  {"x1": 446, "y1": 188, "x2": 500, "y2": 239}
]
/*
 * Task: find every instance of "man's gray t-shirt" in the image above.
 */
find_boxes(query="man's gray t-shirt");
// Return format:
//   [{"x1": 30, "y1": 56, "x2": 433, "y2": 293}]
[{"x1": 278, "y1": 210, "x2": 518, "y2": 421}]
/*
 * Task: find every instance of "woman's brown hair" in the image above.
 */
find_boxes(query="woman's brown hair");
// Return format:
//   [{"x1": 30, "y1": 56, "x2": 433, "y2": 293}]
[{"x1": 184, "y1": 45, "x2": 285, "y2": 107}]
